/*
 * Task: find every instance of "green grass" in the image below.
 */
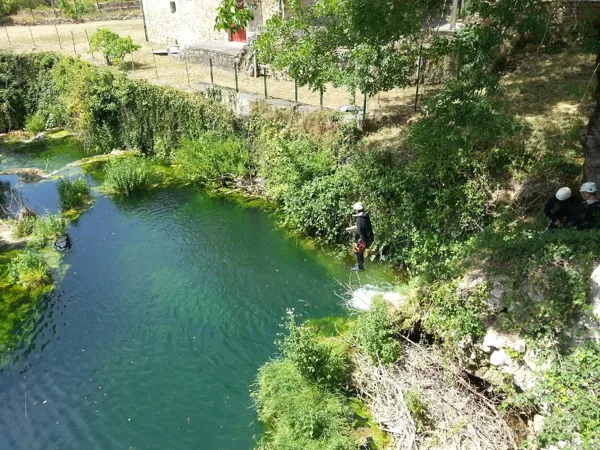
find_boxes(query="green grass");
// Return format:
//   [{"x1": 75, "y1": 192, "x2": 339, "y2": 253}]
[
  {"x1": 0, "y1": 250, "x2": 51, "y2": 358},
  {"x1": 57, "y1": 176, "x2": 91, "y2": 210},
  {"x1": 8, "y1": 251, "x2": 51, "y2": 287},
  {"x1": 103, "y1": 157, "x2": 158, "y2": 196},
  {"x1": 31, "y1": 212, "x2": 68, "y2": 247}
]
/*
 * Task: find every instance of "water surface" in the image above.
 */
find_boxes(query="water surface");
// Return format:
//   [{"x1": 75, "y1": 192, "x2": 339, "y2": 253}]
[{"x1": 0, "y1": 180, "x2": 383, "y2": 449}]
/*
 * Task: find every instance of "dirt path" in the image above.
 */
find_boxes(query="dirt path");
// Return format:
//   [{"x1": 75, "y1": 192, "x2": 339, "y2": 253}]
[{"x1": 1, "y1": 19, "x2": 426, "y2": 118}]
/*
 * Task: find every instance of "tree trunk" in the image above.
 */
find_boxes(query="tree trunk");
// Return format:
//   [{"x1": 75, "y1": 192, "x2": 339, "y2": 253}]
[{"x1": 583, "y1": 52, "x2": 600, "y2": 186}]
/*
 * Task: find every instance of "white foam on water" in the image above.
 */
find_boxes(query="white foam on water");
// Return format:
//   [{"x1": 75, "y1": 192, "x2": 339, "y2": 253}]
[{"x1": 348, "y1": 285, "x2": 406, "y2": 311}]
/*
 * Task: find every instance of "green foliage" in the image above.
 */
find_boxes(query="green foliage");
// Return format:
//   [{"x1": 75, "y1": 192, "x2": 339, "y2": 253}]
[
  {"x1": 277, "y1": 310, "x2": 351, "y2": 389},
  {"x1": 25, "y1": 112, "x2": 46, "y2": 134},
  {"x1": 214, "y1": 0, "x2": 255, "y2": 33},
  {"x1": 8, "y1": 251, "x2": 51, "y2": 288},
  {"x1": 404, "y1": 388, "x2": 431, "y2": 432},
  {"x1": 58, "y1": 0, "x2": 92, "y2": 20},
  {"x1": 515, "y1": 343, "x2": 600, "y2": 449},
  {"x1": 254, "y1": 359, "x2": 355, "y2": 450},
  {"x1": 88, "y1": 28, "x2": 141, "y2": 66},
  {"x1": 0, "y1": 0, "x2": 20, "y2": 22},
  {"x1": 350, "y1": 298, "x2": 400, "y2": 364},
  {"x1": 421, "y1": 281, "x2": 487, "y2": 346},
  {"x1": 31, "y1": 212, "x2": 68, "y2": 247},
  {"x1": 468, "y1": 227, "x2": 600, "y2": 341},
  {"x1": 254, "y1": 0, "x2": 439, "y2": 96},
  {"x1": 11, "y1": 216, "x2": 36, "y2": 239},
  {"x1": 174, "y1": 132, "x2": 249, "y2": 183},
  {"x1": 103, "y1": 157, "x2": 157, "y2": 196},
  {"x1": 57, "y1": 177, "x2": 90, "y2": 210}
]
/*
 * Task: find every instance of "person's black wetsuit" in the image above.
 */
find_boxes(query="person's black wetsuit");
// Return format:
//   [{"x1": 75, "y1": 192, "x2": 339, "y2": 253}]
[
  {"x1": 567, "y1": 200, "x2": 600, "y2": 230},
  {"x1": 544, "y1": 194, "x2": 577, "y2": 229},
  {"x1": 354, "y1": 211, "x2": 374, "y2": 270}
]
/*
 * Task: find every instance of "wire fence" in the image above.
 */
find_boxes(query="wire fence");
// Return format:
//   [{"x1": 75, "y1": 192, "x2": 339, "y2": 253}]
[{"x1": 1, "y1": 20, "x2": 438, "y2": 119}]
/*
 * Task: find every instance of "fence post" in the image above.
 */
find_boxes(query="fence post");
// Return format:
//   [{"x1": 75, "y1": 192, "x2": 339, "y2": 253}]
[
  {"x1": 234, "y1": 62, "x2": 239, "y2": 93},
  {"x1": 415, "y1": 51, "x2": 423, "y2": 112},
  {"x1": 28, "y1": 26, "x2": 36, "y2": 47},
  {"x1": 209, "y1": 57, "x2": 214, "y2": 85},
  {"x1": 263, "y1": 67, "x2": 268, "y2": 99},
  {"x1": 294, "y1": 79, "x2": 298, "y2": 103},
  {"x1": 363, "y1": 93, "x2": 367, "y2": 118},
  {"x1": 71, "y1": 31, "x2": 77, "y2": 54},
  {"x1": 55, "y1": 24, "x2": 62, "y2": 50},
  {"x1": 319, "y1": 86, "x2": 324, "y2": 109},
  {"x1": 85, "y1": 29, "x2": 94, "y2": 60},
  {"x1": 152, "y1": 50, "x2": 158, "y2": 78},
  {"x1": 30, "y1": 8, "x2": 35, "y2": 21},
  {"x1": 4, "y1": 25, "x2": 11, "y2": 47},
  {"x1": 184, "y1": 54, "x2": 191, "y2": 88}
]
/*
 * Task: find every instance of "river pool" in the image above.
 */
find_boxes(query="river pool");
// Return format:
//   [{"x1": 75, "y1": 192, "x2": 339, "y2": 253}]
[{"x1": 0, "y1": 143, "x2": 389, "y2": 449}]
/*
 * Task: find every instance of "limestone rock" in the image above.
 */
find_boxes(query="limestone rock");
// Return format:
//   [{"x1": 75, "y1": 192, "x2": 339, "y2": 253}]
[
  {"x1": 481, "y1": 328, "x2": 526, "y2": 354},
  {"x1": 456, "y1": 269, "x2": 508, "y2": 314},
  {"x1": 532, "y1": 414, "x2": 545, "y2": 434}
]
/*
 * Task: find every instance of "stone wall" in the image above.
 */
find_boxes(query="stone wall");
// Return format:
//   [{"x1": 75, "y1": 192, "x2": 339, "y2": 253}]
[{"x1": 142, "y1": 0, "x2": 229, "y2": 46}]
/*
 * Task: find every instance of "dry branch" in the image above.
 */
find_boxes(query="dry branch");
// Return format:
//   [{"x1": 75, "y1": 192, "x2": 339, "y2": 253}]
[{"x1": 351, "y1": 343, "x2": 517, "y2": 450}]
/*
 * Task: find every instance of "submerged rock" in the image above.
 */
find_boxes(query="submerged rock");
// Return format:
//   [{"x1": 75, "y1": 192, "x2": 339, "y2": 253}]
[{"x1": 54, "y1": 234, "x2": 71, "y2": 252}]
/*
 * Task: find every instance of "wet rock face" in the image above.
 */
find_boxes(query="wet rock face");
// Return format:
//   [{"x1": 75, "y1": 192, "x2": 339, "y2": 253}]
[{"x1": 54, "y1": 234, "x2": 71, "y2": 252}]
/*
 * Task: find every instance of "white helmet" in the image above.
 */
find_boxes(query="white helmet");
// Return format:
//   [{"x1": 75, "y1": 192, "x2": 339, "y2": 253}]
[
  {"x1": 555, "y1": 187, "x2": 572, "y2": 201},
  {"x1": 580, "y1": 182, "x2": 597, "y2": 194},
  {"x1": 353, "y1": 202, "x2": 364, "y2": 211}
]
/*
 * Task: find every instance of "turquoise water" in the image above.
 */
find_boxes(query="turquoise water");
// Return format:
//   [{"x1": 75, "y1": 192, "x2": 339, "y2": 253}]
[
  {"x1": 0, "y1": 175, "x2": 387, "y2": 448},
  {"x1": 0, "y1": 133, "x2": 86, "y2": 172}
]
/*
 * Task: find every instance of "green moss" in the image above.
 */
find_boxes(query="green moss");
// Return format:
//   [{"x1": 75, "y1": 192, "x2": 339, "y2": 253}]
[
  {"x1": 305, "y1": 316, "x2": 353, "y2": 337},
  {"x1": 0, "y1": 249, "x2": 52, "y2": 356},
  {"x1": 349, "y1": 398, "x2": 391, "y2": 449}
]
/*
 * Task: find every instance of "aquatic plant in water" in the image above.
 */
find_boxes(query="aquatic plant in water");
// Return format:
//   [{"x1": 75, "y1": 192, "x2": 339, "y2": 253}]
[
  {"x1": 31, "y1": 212, "x2": 68, "y2": 247},
  {"x1": 103, "y1": 157, "x2": 158, "y2": 196},
  {"x1": 57, "y1": 177, "x2": 90, "y2": 210},
  {"x1": 8, "y1": 251, "x2": 51, "y2": 288}
]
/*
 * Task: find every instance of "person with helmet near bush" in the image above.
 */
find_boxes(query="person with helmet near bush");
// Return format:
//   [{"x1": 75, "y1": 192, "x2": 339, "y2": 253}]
[
  {"x1": 348, "y1": 201, "x2": 374, "y2": 272},
  {"x1": 544, "y1": 186, "x2": 577, "y2": 229},
  {"x1": 567, "y1": 182, "x2": 600, "y2": 230}
]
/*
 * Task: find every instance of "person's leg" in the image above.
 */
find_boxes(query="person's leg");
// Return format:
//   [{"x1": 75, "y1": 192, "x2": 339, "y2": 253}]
[{"x1": 356, "y1": 249, "x2": 365, "y2": 269}]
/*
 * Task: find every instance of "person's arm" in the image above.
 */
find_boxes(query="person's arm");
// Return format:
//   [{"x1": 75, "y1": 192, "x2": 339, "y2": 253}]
[
  {"x1": 567, "y1": 204, "x2": 586, "y2": 229},
  {"x1": 544, "y1": 196, "x2": 556, "y2": 219}
]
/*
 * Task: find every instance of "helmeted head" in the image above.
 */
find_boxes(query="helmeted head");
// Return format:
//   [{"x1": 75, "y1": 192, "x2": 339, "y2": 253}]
[
  {"x1": 581, "y1": 182, "x2": 597, "y2": 194},
  {"x1": 353, "y1": 201, "x2": 364, "y2": 212},
  {"x1": 555, "y1": 187, "x2": 572, "y2": 201}
]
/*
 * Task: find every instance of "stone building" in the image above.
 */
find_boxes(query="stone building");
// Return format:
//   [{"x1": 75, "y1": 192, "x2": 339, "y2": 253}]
[{"x1": 140, "y1": 0, "x2": 281, "y2": 46}]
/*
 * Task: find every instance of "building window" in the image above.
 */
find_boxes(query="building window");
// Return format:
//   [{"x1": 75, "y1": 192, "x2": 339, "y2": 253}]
[{"x1": 170, "y1": 1, "x2": 176, "y2": 13}]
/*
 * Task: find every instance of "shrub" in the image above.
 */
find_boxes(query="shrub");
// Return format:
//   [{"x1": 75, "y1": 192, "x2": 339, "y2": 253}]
[
  {"x1": 25, "y1": 112, "x2": 46, "y2": 134},
  {"x1": 58, "y1": 0, "x2": 92, "y2": 19},
  {"x1": 350, "y1": 298, "x2": 401, "y2": 365},
  {"x1": 516, "y1": 343, "x2": 600, "y2": 449},
  {"x1": 8, "y1": 251, "x2": 51, "y2": 287},
  {"x1": 254, "y1": 359, "x2": 355, "y2": 450},
  {"x1": 174, "y1": 133, "x2": 249, "y2": 183},
  {"x1": 277, "y1": 311, "x2": 351, "y2": 389},
  {"x1": 88, "y1": 28, "x2": 141, "y2": 66},
  {"x1": 103, "y1": 157, "x2": 157, "y2": 196},
  {"x1": 57, "y1": 177, "x2": 90, "y2": 210},
  {"x1": 11, "y1": 216, "x2": 36, "y2": 238},
  {"x1": 31, "y1": 212, "x2": 68, "y2": 247}
]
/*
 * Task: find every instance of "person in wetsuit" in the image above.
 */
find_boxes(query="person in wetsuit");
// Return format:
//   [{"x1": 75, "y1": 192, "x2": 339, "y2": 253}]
[
  {"x1": 544, "y1": 186, "x2": 577, "y2": 230},
  {"x1": 351, "y1": 202, "x2": 374, "y2": 272},
  {"x1": 567, "y1": 182, "x2": 600, "y2": 230}
]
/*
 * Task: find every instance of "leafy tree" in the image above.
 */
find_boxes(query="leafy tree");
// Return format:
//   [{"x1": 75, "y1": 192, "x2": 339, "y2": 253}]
[
  {"x1": 88, "y1": 28, "x2": 141, "y2": 66},
  {"x1": 254, "y1": 0, "x2": 441, "y2": 96},
  {"x1": 214, "y1": 0, "x2": 255, "y2": 34}
]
